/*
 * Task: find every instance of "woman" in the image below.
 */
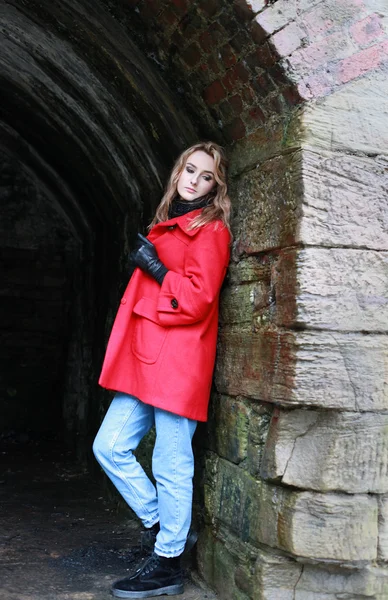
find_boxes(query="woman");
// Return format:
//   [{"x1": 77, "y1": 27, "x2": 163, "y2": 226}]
[{"x1": 93, "y1": 141, "x2": 232, "y2": 598}]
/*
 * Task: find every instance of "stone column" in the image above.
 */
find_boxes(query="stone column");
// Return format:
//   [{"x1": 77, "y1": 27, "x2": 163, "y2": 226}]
[{"x1": 199, "y1": 70, "x2": 388, "y2": 599}]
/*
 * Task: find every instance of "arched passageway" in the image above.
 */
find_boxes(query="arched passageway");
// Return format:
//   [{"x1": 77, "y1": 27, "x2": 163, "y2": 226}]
[{"x1": 1, "y1": 0, "x2": 388, "y2": 598}]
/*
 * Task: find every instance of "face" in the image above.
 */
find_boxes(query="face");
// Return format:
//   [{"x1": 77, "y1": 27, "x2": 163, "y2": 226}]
[{"x1": 176, "y1": 150, "x2": 217, "y2": 201}]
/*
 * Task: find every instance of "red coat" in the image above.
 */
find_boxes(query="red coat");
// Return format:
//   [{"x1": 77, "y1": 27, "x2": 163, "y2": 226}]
[{"x1": 98, "y1": 209, "x2": 231, "y2": 422}]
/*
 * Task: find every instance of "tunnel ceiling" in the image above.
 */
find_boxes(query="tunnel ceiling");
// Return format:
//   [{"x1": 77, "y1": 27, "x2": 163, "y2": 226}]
[{"x1": 0, "y1": 0, "x2": 199, "y2": 241}]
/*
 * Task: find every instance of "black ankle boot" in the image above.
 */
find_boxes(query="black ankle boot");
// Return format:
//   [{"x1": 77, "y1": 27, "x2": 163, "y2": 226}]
[{"x1": 111, "y1": 552, "x2": 183, "y2": 598}]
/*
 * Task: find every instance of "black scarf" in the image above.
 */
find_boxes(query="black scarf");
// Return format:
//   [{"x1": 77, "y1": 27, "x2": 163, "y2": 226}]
[{"x1": 168, "y1": 195, "x2": 212, "y2": 219}]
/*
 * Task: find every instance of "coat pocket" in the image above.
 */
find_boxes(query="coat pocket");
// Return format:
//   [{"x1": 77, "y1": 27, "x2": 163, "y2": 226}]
[{"x1": 131, "y1": 297, "x2": 168, "y2": 364}]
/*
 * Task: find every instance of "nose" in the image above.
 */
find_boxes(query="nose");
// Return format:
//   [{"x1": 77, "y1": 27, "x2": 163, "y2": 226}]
[{"x1": 190, "y1": 173, "x2": 198, "y2": 186}]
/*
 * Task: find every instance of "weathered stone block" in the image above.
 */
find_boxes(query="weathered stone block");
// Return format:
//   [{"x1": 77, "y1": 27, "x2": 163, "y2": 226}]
[
  {"x1": 254, "y1": 548, "x2": 302, "y2": 600},
  {"x1": 230, "y1": 151, "x2": 302, "y2": 254},
  {"x1": 227, "y1": 256, "x2": 272, "y2": 286},
  {"x1": 197, "y1": 525, "x2": 260, "y2": 600},
  {"x1": 215, "y1": 326, "x2": 295, "y2": 405},
  {"x1": 247, "y1": 406, "x2": 272, "y2": 477},
  {"x1": 295, "y1": 564, "x2": 388, "y2": 599},
  {"x1": 229, "y1": 115, "x2": 302, "y2": 177},
  {"x1": 302, "y1": 72, "x2": 388, "y2": 156},
  {"x1": 211, "y1": 458, "x2": 378, "y2": 562},
  {"x1": 299, "y1": 149, "x2": 388, "y2": 250},
  {"x1": 231, "y1": 152, "x2": 302, "y2": 254},
  {"x1": 261, "y1": 409, "x2": 388, "y2": 493},
  {"x1": 220, "y1": 282, "x2": 270, "y2": 325},
  {"x1": 216, "y1": 327, "x2": 388, "y2": 411},
  {"x1": 275, "y1": 247, "x2": 388, "y2": 331},
  {"x1": 207, "y1": 395, "x2": 250, "y2": 465}
]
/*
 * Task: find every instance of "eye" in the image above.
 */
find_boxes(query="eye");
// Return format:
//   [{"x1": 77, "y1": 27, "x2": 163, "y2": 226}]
[
  {"x1": 203, "y1": 176, "x2": 212, "y2": 182},
  {"x1": 186, "y1": 167, "x2": 194, "y2": 173}
]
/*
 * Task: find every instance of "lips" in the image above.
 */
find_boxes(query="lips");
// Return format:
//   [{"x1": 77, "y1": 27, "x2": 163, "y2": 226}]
[{"x1": 185, "y1": 187, "x2": 196, "y2": 193}]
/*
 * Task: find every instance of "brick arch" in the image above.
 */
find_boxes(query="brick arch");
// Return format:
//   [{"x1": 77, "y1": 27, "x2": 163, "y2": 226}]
[
  {"x1": 120, "y1": 0, "x2": 302, "y2": 145},
  {"x1": 120, "y1": 0, "x2": 386, "y2": 145}
]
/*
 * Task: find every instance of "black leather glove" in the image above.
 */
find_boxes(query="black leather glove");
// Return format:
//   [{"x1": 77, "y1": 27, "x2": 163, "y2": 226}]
[{"x1": 129, "y1": 233, "x2": 168, "y2": 285}]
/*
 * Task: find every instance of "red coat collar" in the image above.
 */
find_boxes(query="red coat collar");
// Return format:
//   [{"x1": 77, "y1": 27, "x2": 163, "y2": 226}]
[{"x1": 151, "y1": 209, "x2": 204, "y2": 237}]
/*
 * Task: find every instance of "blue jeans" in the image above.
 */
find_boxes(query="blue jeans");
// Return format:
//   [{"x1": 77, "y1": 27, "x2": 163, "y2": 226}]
[{"x1": 93, "y1": 392, "x2": 197, "y2": 557}]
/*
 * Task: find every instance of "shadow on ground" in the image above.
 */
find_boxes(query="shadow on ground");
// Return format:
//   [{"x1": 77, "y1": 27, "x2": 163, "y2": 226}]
[{"x1": 0, "y1": 438, "x2": 215, "y2": 600}]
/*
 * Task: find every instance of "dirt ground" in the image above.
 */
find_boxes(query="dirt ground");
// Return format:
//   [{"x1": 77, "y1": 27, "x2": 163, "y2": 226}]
[{"x1": 0, "y1": 439, "x2": 216, "y2": 600}]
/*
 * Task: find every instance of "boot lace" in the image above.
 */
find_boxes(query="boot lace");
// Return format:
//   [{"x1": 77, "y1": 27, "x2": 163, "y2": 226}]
[{"x1": 141, "y1": 553, "x2": 160, "y2": 576}]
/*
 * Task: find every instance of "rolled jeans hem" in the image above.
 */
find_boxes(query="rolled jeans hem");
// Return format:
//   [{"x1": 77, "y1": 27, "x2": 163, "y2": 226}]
[
  {"x1": 143, "y1": 514, "x2": 160, "y2": 528},
  {"x1": 154, "y1": 545, "x2": 185, "y2": 558}
]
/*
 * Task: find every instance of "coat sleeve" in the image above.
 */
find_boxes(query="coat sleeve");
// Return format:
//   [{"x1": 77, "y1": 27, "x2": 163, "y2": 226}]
[{"x1": 156, "y1": 223, "x2": 230, "y2": 326}]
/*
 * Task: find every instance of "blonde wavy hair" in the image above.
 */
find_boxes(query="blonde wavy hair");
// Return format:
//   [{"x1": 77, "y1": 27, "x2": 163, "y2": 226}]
[{"x1": 149, "y1": 141, "x2": 232, "y2": 235}]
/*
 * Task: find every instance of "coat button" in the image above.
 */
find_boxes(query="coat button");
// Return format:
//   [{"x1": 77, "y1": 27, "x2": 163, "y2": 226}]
[
  {"x1": 167, "y1": 225, "x2": 177, "y2": 230},
  {"x1": 171, "y1": 298, "x2": 178, "y2": 309},
  {"x1": 121, "y1": 298, "x2": 127, "y2": 304}
]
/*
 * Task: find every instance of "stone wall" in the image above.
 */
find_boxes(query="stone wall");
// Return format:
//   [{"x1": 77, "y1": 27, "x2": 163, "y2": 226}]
[{"x1": 196, "y1": 3, "x2": 388, "y2": 597}]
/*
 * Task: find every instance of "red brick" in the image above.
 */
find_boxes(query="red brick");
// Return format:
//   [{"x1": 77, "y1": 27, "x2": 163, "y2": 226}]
[
  {"x1": 233, "y1": 0, "x2": 256, "y2": 22},
  {"x1": 230, "y1": 30, "x2": 255, "y2": 56},
  {"x1": 222, "y1": 62, "x2": 251, "y2": 92},
  {"x1": 351, "y1": 14, "x2": 385, "y2": 47},
  {"x1": 338, "y1": 40, "x2": 388, "y2": 85},
  {"x1": 254, "y1": 72, "x2": 276, "y2": 96},
  {"x1": 223, "y1": 117, "x2": 246, "y2": 142},
  {"x1": 207, "y1": 22, "x2": 230, "y2": 47},
  {"x1": 179, "y1": 13, "x2": 205, "y2": 39},
  {"x1": 159, "y1": 7, "x2": 180, "y2": 28},
  {"x1": 197, "y1": 0, "x2": 222, "y2": 18},
  {"x1": 220, "y1": 44, "x2": 238, "y2": 69},
  {"x1": 268, "y1": 63, "x2": 291, "y2": 86},
  {"x1": 199, "y1": 31, "x2": 214, "y2": 54},
  {"x1": 246, "y1": 42, "x2": 278, "y2": 70},
  {"x1": 229, "y1": 93, "x2": 244, "y2": 115},
  {"x1": 266, "y1": 94, "x2": 286, "y2": 115},
  {"x1": 171, "y1": 0, "x2": 189, "y2": 13},
  {"x1": 218, "y1": 99, "x2": 234, "y2": 122},
  {"x1": 171, "y1": 29, "x2": 185, "y2": 48},
  {"x1": 249, "y1": 21, "x2": 268, "y2": 46},
  {"x1": 218, "y1": 13, "x2": 240, "y2": 38},
  {"x1": 203, "y1": 80, "x2": 227, "y2": 105},
  {"x1": 181, "y1": 42, "x2": 202, "y2": 67},
  {"x1": 241, "y1": 84, "x2": 256, "y2": 105},
  {"x1": 248, "y1": 105, "x2": 265, "y2": 124},
  {"x1": 197, "y1": 63, "x2": 213, "y2": 85},
  {"x1": 207, "y1": 55, "x2": 222, "y2": 75},
  {"x1": 282, "y1": 85, "x2": 303, "y2": 107}
]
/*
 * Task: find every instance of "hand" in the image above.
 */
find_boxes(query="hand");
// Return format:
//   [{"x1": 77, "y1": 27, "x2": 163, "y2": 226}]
[{"x1": 129, "y1": 234, "x2": 168, "y2": 285}]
